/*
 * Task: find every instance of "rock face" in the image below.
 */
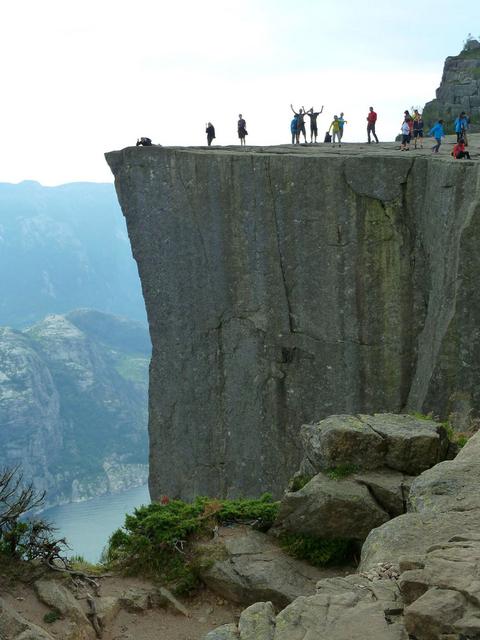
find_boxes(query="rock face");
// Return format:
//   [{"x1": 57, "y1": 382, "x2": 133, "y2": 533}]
[
  {"x1": 106, "y1": 144, "x2": 480, "y2": 500},
  {"x1": 198, "y1": 528, "x2": 335, "y2": 609},
  {"x1": 0, "y1": 309, "x2": 149, "y2": 506},
  {"x1": 423, "y1": 39, "x2": 480, "y2": 131},
  {"x1": 272, "y1": 413, "x2": 446, "y2": 541},
  {"x1": 361, "y1": 430, "x2": 480, "y2": 569}
]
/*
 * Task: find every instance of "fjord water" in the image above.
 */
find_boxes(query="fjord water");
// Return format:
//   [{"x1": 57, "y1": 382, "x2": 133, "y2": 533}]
[{"x1": 41, "y1": 484, "x2": 150, "y2": 562}]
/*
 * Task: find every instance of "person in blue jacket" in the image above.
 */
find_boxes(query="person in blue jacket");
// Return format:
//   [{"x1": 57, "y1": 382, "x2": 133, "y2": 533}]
[
  {"x1": 454, "y1": 112, "x2": 469, "y2": 143},
  {"x1": 429, "y1": 119, "x2": 445, "y2": 153},
  {"x1": 291, "y1": 114, "x2": 299, "y2": 144}
]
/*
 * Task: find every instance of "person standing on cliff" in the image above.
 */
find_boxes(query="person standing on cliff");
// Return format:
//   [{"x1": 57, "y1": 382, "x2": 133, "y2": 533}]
[
  {"x1": 367, "y1": 107, "x2": 379, "y2": 143},
  {"x1": 238, "y1": 114, "x2": 248, "y2": 146},
  {"x1": 291, "y1": 113, "x2": 299, "y2": 144},
  {"x1": 329, "y1": 115, "x2": 342, "y2": 146},
  {"x1": 454, "y1": 112, "x2": 469, "y2": 144},
  {"x1": 429, "y1": 119, "x2": 445, "y2": 153},
  {"x1": 338, "y1": 112, "x2": 347, "y2": 142},
  {"x1": 290, "y1": 105, "x2": 307, "y2": 143},
  {"x1": 412, "y1": 110, "x2": 424, "y2": 149},
  {"x1": 206, "y1": 122, "x2": 215, "y2": 146},
  {"x1": 306, "y1": 106, "x2": 324, "y2": 143}
]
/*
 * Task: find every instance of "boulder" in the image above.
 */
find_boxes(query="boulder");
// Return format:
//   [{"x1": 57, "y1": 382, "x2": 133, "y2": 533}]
[
  {"x1": 271, "y1": 472, "x2": 390, "y2": 541},
  {"x1": 0, "y1": 597, "x2": 54, "y2": 640},
  {"x1": 237, "y1": 602, "x2": 275, "y2": 640},
  {"x1": 360, "y1": 414, "x2": 448, "y2": 475},
  {"x1": 299, "y1": 413, "x2": 447, "y2": 477},
  {"x1": 360, "y1": 431, "x2": 480, "y2": 569},
  {"x1": 299, "y1": 415, "x2": 386, "y2": 474},
  {"x1": 204, "y1": 624, "x2": 238, "y2": 640},
  {"x1": 404, "y1": 588, "x2": 467, "y2": 640},
  {"x1": 33, "y1": 578, "x2": 95, "y2": 640},
  {"x1": 198, "y1": 528, "x2": 328, "y2": 609},
  {"x1": 353, "y1": 469, "x2": 413, "y2": 517}
]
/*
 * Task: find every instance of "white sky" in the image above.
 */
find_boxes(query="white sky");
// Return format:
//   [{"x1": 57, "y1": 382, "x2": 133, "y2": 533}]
[{"x1": 1, "y1": 0, "x2": 479, "y2": 185}]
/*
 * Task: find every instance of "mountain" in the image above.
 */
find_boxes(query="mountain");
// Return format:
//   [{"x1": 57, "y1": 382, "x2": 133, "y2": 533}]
[
  {"x1": 0, "y1": 309, "x2": 150, "y2": 507},
  {"x1": 0, "y1": 180, "x2": 146, "y2": 328}
]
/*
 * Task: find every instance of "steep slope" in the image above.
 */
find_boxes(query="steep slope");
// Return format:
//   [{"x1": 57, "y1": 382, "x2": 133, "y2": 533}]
[
  {"x1": 0, "y1": 181, "x2": 146, "y2": 327},
  {"x1": 0, "y1": 310, "x2": 150, "y2": 506},
  {"x1": 106, "y1": 143, "x2": 480, "y2": 500}
]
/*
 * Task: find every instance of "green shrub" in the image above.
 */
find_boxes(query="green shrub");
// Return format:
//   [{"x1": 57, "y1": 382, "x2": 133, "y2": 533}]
[
  {"x1": 280, "y1": 533, "x2": 357, "y2": 566},
  {"x1": 106, "y1": 494, "x2": 280, "y2": 593},
  {"x1": 289, "y1": 475, "x2": 312, "y2": 492},
  {"x1": 43, "y1": 611, "x2": 61, "y2": 624},
  {"x1": 326, "y1": 464, "x2": 358, "y2": 480}
]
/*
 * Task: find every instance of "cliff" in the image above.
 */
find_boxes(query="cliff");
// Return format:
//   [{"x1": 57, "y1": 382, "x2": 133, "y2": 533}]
[
  {"x1": 423, "y1": 38, "x2": 480, "y2": 130},
  {"x1": 105, "y1": 143, "x2": 480, "y2": 500},
  {"x1": 0, "y1": 310, "x2": 150, "y2": 506}
]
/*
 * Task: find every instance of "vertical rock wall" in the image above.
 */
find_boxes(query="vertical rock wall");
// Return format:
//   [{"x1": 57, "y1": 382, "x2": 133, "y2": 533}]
[{"x1": 106, "y1": 146, "x2": 480, "y2": 500}]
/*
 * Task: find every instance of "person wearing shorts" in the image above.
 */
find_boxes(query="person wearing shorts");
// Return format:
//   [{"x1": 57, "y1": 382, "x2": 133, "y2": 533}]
[
  {"x1": 238, "y1": 114, "x2": 247, "y2": 146},
  {"x1": 290, "y1": 104, "x2": 307, "y2": 143},
  {"x1": 400, "y1": 118, "x2": 411, "y2": 151},
  {"x1": 306, "y1": 106, "x2": 324, "y2": 143},
  {"x1": 412, "y1": 111, "x2": 424, "y2": 149}
]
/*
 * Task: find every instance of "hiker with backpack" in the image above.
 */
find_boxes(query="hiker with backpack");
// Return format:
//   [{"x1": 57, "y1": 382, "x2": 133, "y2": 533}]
[
  {"x1": 136, "y1": 137, "x2": 152, "y2": 146},
  {"x1": 412, "y1": 110, "x2": 424, "y2": 149},
  {"x1": 206, "y1": 122, "x2": 216, "y2": 146},
  {"x1": 306, "y1": 106, "x2": 324, "y2": 143},
  {"x1": 454, "y1": 112, "x2": 469, "y2": 144},
  {"x1": 290, "y1": 105, "x2": 307, "y2": 143},
  {"x1": 238, "y1": 114, "x2": 248, "y2": 146}
]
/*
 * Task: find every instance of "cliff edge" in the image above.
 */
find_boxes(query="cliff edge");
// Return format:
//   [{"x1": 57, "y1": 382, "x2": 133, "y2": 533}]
[{"x1": 105, "y1": 143, "x2": 480, "y2": 500}]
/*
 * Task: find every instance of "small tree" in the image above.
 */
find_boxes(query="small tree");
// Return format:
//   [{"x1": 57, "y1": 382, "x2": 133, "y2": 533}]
[{"x1": 0, "y1": 466, "x2": 66, "y2": 561}]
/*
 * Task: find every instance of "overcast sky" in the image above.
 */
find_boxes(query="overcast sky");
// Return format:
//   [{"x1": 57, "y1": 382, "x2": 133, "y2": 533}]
[{"x1": 1, "y1": 0, "x2": 479, "y2": 185}]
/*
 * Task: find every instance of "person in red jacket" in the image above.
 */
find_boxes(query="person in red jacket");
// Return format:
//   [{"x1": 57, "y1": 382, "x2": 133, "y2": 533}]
[
  {"x1": 451, "y1": 138, "x2": 471, "y2": 159},
  {"x1": 367, "y1": 107, "x2": 379, "y2": 144}
]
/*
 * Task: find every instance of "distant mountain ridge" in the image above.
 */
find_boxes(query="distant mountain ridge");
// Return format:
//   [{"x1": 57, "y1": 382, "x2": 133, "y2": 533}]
[
  {"x1": 0, "y1": 309, "x2": 150, "y2": 507},
  {"x1": 0, "y1": 180, "x2": 146, "y2": 327}
]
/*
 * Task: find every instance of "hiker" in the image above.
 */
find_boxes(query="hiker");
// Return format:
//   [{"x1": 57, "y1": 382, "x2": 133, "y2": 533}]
[
  {"x1": 454, "y1": 112, "x2": 469, "y2": 144},
  {"x1": 329, "y1": 115, "x2": 342, "y2": 146},
  {"x1": 451, "y1": 138, "x2": 471, "y2": 160},
  {"x1": 367, "y1": 107, "x2": 379, "y2": 143},
  {"x1": 238, "y1": 114, "x2": 248, "y2": 146},
  {"x1": 400, "y1": 117, "x2": 411, "y2": 151},
  {"x1": 291, "y1": 114, "x2": 299, "y2": 144},
  {"x1": 136, "y1": 137, "x2": 152, "y2": 146},
  {"x1": 290, "y1": 105, "x2": 307, "y2": 143},
  {"x1": 324, "y1": 131, "x2": 332, "y2": 143},
  {"x1": 338, "y1": 112, "x2": 347, "y2": 142},
  {"x1": 306, "y1": 106, "x2": 324, "y2": 143},
  {"x1": 429, "y1": 119, "x2": 445, "y2": 153},
  {"x1": 206, "y1": 122, "x2": 215, "y2": 146},
  {"x1": 412, "y1": 110, "x2": 424, "y2": 149}
]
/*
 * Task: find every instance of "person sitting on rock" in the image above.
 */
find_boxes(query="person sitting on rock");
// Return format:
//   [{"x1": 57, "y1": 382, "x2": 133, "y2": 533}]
[
  {"x1": 136, "y1": 137, "x2": 152, "y2": 146},
  {"x1": 452, "y1": 138, "x2": 471, "y2": 160}
]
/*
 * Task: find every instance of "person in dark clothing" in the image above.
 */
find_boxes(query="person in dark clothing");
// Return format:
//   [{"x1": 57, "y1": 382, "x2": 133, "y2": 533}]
[
  {"x1": 136, "y1": 137, "x2": 152, "y2": 146},
  {"x1": 238, "y1": 114, "x2": 247, "y2": 146},
  {"x1": 290, "y1": 104, "x2": 307, "y2": 143},
  {"x1": 366, "y1": 107, "x2": 379, "y2": 143},
  {"x1": 306, "y1": 106, "x2": 324, "y2": 143},
  {"x1": 291, "y1": 114, "x2": 299, "y2": 144},
  {"x1": 206, "y1": 122, "x2": 215, "y2": 146}
]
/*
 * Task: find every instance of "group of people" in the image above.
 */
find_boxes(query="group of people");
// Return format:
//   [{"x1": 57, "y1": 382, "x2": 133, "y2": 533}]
[
  {"x1": 184, "y1": 107, "x2": 474, "y2": 160},
  {"x1": 399, "y1": 109, "x2": 471, "y2": 159}
]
